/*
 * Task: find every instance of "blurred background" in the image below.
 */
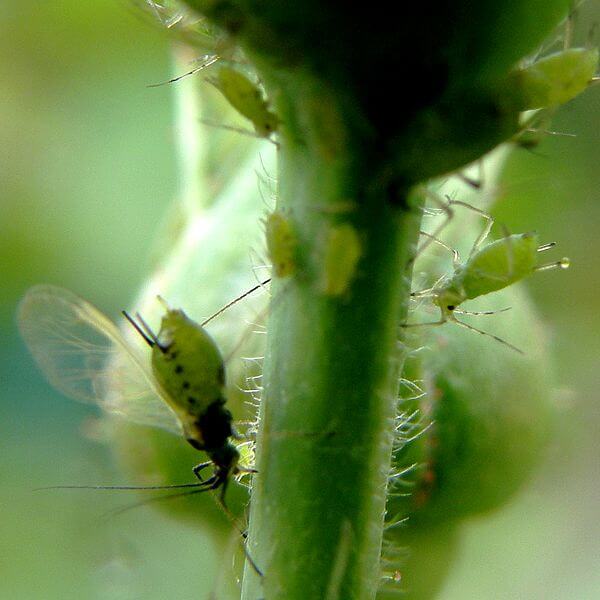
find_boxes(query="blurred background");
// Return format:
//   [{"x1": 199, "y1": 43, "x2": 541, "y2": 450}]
[{"x1": 1, "y1": 2, "x2": 599, "y2": 598}]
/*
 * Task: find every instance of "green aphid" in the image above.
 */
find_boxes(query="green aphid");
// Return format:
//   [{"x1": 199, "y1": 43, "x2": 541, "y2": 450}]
[
  {"x1": 266, "y1": 211, "x2": 297, "y2": 278},
  {"x1": 17, "y1": 285, "x2": 254, "y2": 502},
  {"x1": 319, "y1": 223, "x2": 362, "y2": 297},
  {"x1": 506, "y1": 47, "x2": 598, "y2": 112},
  {"x1": 212, "y1": 66, "x2": 280, "y2": 138},
  {"x1": 124, "y1": 307, "x2": 245, "y2": 498},
  {"x1": 409, "y1": 232, "x2": 569, "y2": 352}
]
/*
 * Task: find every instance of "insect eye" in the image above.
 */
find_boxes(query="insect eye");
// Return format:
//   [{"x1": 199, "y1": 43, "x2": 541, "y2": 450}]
[{"x1": 447, "y1": 305, "x2": 455, "y2": 311}]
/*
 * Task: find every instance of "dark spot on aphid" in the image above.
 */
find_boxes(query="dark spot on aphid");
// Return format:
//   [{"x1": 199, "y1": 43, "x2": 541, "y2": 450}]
[
  {"x1": 167, "y1": 349, "x2": 178, "y2": 360},
  {"x1": 175, "y1": 364, "x2": 184, "y2": 374},
  {"x1": 182, "y1": 381, "x2": 190, "y2": 390},
  {"x1": 188, "y1": 396, "x2": 197, "y2": 406}
]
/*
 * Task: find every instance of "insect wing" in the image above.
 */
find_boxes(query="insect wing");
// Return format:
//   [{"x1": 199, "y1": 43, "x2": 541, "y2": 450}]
[{"x1": 17, "y1": 285, "x2": 182, "y2": 435}]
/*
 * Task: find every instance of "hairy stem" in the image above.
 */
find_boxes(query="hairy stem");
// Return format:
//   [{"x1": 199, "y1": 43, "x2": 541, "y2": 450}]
[{"x1": 242, "y1": 72, "x2": 422, "y2": 599}]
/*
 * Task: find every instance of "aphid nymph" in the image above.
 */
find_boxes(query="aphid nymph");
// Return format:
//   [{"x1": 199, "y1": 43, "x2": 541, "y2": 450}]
[
  {"x1": 408, "y1": 230, "x2": 569, "y2": 352},
  {"x1": 210, "y1": 66, "x2": 280, "y2": 138}
]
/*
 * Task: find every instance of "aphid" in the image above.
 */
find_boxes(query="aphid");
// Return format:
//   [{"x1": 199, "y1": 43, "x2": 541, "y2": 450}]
[
  {"x1": 504, "y1": 5, "x2": 598, "y2": 115},
  {"x1": 319, "y1": 223, "x2": 362, "y2": 296},
  {"x1": 209, "y1": 66, "x2": 279, "y2": 138},
  {"x1": 17, "y1": 285, "x2": 259, "y2": 503},
  {"x1": 408, "y1": 228, "x2": 569, "y2": 353},
  {"x1": 506, "y1": 47, "x2": 598, "y2": 112},
  {"x1": 265, "y1": 211, "x2": 297, "y2": 278}
]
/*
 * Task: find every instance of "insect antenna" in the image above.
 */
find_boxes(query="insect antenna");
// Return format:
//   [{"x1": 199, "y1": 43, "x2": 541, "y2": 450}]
[
  {"x1": 201, "y1": 278, "x2": 271, "y2": 327},
  {"x1": 38, "y1": 481, "x2": 263, "y2": 575},
  {"x1": 147, "y1": 54, "x2": 219, "y2": 87},
  {"x1": 122, "y1": 310, "x2": 171, "y2": 353},
  {"x1": 452, "y1": 318, "x2": 524, "y2": 354},
  {"x1": 102, "y1": 486, "x2": 213, "y2": 520},
  {"x1": 223, "y1": 278, "x2": 293, "y2": 366},
  {"x1": 35, "y1": 482, "x2": 205, "y2": 492}
]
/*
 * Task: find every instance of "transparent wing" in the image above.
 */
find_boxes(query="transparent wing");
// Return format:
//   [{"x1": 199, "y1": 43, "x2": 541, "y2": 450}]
[{"x1": 17, "y1": 285, "x2": 182, "y2": 435}]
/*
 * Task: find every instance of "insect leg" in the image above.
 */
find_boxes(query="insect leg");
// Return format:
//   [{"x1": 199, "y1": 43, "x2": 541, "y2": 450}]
[
  {"x1": 411, "y1": 189, "x2": 455, "y2": 262},
  {"x1": 418, "y1": 231, "x2": 461, "y2": 267},
  {"x1": 400, "y1": 317, "x2": 446, "y2": 329},
  {"x1": 410, "y1": 275, "x2": 448, "y2": 299},
  {"x1": 453, "y1": 307, "x2": 512, "y2": 316},
  {"x1": 453, "y1": 200, "x2": 495, "y2": 258},
  {"x1": 237, "y1": 466, "x2": 258, "y2": 475},
  {"x1": 451, "y1": 316, "x2": 524, "y2": 354},
  {"x1": 193, "y1": 461, "x2": 214, "y2": 481},
  {"x1": 415, "y1": 191, "x2": 495, "y2": 263}
]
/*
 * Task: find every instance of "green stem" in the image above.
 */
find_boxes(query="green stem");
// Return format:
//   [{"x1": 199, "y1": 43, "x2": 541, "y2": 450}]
[{"x1": 242, "y1": 72, "x2": 422, "y2": 600}]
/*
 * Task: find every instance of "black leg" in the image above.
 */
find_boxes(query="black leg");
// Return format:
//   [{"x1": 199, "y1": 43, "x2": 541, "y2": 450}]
[{"x1": 193, "y1": 461, "x2": 213, "y2": 481}]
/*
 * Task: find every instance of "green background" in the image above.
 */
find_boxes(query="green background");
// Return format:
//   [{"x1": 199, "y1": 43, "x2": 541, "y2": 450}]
[{"x1": 1, "y1": 2, "x2": 599, "y2": 598}]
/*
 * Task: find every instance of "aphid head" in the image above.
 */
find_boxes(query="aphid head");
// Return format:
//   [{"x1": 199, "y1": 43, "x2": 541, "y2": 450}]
[
  {"x1": 122, "y1": 303, "x2": 191, "y2": 353},
  {"x1": 433, "y1": 287, "x2": 464, "y2": 313},
  {"x1": 156, "y1": 308, "x2": 189, "y2": 349}
]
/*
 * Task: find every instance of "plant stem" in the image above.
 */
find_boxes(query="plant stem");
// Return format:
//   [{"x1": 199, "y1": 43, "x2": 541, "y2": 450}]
[{"x1": 241, "y1": 72, "x2": 422, "y2": 600}]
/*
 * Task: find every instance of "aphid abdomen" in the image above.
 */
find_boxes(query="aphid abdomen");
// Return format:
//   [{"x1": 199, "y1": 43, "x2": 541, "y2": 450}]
[
  {"x1": 266, "y1": 211, "x2": 297, "y2": 277},
  {"x1": 458, "y1": 233, "x2": 539, "y2": 300},
  {"x1": 507, "y1": 48, "x2": 599, "y2": 111},
  {"x1": 319, "y1": 223, "x2": 362, "y2": 296},
  {"x1": 216, "y1": 67, "x2": 279, "y2": 137},
  {"x1": 151, "y1": 310, "x2": 226, "y2": 419}
]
